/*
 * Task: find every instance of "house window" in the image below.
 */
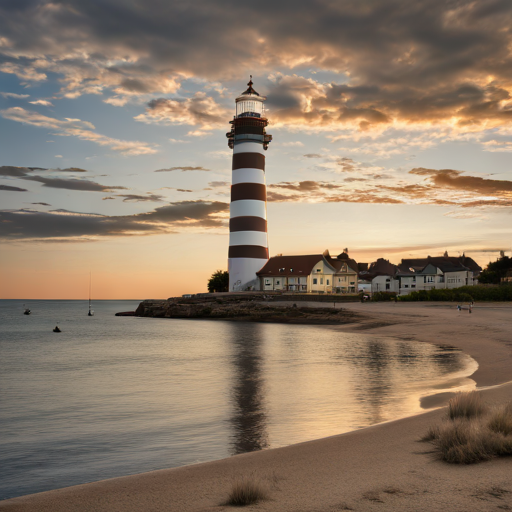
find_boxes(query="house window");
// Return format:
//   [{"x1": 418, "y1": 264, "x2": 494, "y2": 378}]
[
  {"x1": 326, "y1": 279, "x2": 330, "y2": 285},
  {"x1": 404, "y1": 284, "x2": 409, "y2": 288},
  {"x1": 350, "y1": 281, "x2": 355, "y2": 285},
  {"x1": 386, "y1": 284, "x2": 390, "y2": 290},
  {"x1": 316, "y1": 268, "x2": 321, "y2": 272},
  {"x1": 320, "y1": 278, "x2": 324, "y2": 284},
  {"x1": 411, "y1": 284, "x2": 416, "y2": 288},
  {"x1": 276, "y1": 280, "x2": 280, "y2": 285},
  {"x1": 313, "y1": 278, "x2": 317, "y2": 285},
  {"x1": 426, "y1": 276, "x2": 434, "y2": 283},
  {"x1": 265, "y1": 279, "x2": 271, "y2": 285}
]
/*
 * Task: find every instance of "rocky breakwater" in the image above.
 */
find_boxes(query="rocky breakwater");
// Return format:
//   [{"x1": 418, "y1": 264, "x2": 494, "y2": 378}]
[{"x1": 134, "y1": 298, "x2": 361, "y2": 325}]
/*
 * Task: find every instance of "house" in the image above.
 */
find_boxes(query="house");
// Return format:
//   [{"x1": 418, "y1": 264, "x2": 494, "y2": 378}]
[
  {"x1": 358, "y1": 258, "x2": 399, "y2": 294},
  {"x1": 257, "y1": 250, "x2": 358, "y2": 293},
  {"x1": 396, "y1": 253, "x2": 481, "y2": 294}
]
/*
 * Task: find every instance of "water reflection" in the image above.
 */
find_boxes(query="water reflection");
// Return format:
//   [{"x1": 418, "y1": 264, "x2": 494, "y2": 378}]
[{"x1": 228, "y1": 323, "x2": 269, "y2": 455}]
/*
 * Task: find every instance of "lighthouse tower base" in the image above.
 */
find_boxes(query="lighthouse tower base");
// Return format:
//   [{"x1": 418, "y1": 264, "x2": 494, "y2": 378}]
[{"x1": 228, "y1": 258, "x2": 266, "y2": 291}]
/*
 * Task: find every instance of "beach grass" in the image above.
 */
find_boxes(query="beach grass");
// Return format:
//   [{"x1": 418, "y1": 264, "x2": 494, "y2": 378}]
[
  {"x1": 488, "y1": 403, "x2": 512, "y2": 436},
  {"x1": 224, "y1": 475, "x2": 268, "y2": 506},
  {"x1": 448, "y1": 391, "x2": 487, "y2": 420},
  {"x1": 423, "y1": 392, "x2": 512, "y2": 463}
]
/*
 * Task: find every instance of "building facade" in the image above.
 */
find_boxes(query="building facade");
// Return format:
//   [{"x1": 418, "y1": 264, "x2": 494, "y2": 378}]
[
  {"x1": 257, "y1": 250, "x2": 358, "y2": 293},
  {"x1": 226, "y1": 78, "x2": 272, "y2": 292}
]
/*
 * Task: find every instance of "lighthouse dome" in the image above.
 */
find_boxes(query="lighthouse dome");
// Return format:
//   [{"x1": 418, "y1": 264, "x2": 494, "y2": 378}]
[{"x1": 235, "y1": 77, "x2": 266, "y2": 118}]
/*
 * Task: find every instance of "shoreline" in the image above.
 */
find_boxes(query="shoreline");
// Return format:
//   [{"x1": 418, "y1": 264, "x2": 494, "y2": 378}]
[{"x1": 2, "y1": 302, "x2": 512, "y2": 511}]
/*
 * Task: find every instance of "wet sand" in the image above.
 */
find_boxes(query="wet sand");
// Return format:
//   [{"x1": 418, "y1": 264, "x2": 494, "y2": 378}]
[{"x1": 2, "y1": 302, "x2": 512, "y2": 512}]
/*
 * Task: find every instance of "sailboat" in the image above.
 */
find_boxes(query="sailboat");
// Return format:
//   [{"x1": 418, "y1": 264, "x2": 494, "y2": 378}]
[
  {"x1": 88, "y1": 273, "x2": 94, "y2": 316},
  {"x1": 23, "y1": 303, "x2": 31, "y2": 315}
]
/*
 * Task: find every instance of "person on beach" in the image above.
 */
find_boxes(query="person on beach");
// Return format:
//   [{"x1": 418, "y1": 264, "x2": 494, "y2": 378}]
[{"x1": 469, "y1": 304, "x2": 473, "y2": 313}]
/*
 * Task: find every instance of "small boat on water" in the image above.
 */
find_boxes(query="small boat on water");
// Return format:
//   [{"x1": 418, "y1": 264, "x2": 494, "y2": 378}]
[
  {"x1": 53, "y1": 326, "x2": 61, "y2": 333},
  {"x1": 23, "y1": 304, "x2": 31, "y2": 315},
  {"x1": 88, "y1": 272, "x2": 94, "y2": 317}
]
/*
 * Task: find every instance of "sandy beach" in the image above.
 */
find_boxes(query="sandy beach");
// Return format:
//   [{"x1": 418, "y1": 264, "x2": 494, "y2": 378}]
[{"x1": 2, "y1": 301, "x2": 512, "y2": 512}]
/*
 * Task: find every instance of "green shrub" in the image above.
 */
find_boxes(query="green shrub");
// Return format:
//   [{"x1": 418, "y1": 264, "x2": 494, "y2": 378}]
[
  {"x1": 401, "y1": 285, "x2": 512, "y2": 301},
  {"x1": 371, "y1": 291, "x2": 397, "y2": 301}
]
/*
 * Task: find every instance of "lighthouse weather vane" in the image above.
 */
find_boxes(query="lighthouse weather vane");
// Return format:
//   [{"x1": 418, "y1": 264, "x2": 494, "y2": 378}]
[{"x1": 226, "y1": 77, "x2": 272, "y2": 292}]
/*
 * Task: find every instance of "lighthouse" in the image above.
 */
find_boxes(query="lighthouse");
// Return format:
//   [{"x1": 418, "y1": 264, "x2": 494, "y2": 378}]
[{"x1": 226, "y1": 77, "x2": 272, "y2": 291}]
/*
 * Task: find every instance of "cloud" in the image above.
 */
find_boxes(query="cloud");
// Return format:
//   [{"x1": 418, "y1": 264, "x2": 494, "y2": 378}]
[
  {"x1": 58, "y1": 167, "x2": 88, "y2": 172},
  {"x1": 0, "y1": 184, "x2": 28, "y2": 192},
  {"x1": 1, "y1": 92, "x2": 30, "y2": 99},
  {"x1": 29, "y1": 99, "x2": 53, "y2": 106},
  {"x1": 208, "y1": 181, "x2": 229, "y2": 187},
  {"x1": 1, "y1": 107, "x2": 158, "y2": 155},
  {"x1": 0, "y1": 166, "x2": 125, "y2": 191},
  {"x1": 303, "y1": 153, "x2": 323, "y2": 158},
  {"x1": 0, "y1": 200, "x2": 229, "y2": 241},
  {"x1": 155, "y1": 166, "x2": 210, "y2": 172},
  {"x1": 410, "y1": 168, "x2": 512, "y2": 195},
  {"x1": 135, "y1": 92, "x2": 229, "y2": 130},
  {"x1": 21, "y1": 175, "x2": 127, "y2": 192},
  {"x1": 117, "y1": 193, "x2": 164, "y2": 202},
  {"x1": 0, "y1": 166, "x2": 33, "y2": 177},
  {"x1": 281, "y1": 141, "x2": 304, "y2": 147},
  {"x1": 31, "y1": 202, "x2": 51, "y2": 206},
  {"x1": 2, "y1": 0, "x2": 512, "y2": 142}
]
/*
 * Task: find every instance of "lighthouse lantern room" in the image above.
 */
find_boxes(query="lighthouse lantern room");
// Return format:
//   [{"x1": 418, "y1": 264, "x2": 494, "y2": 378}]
[{"x1": 226, "y1": 78, "x2": 272, "y2": 291}]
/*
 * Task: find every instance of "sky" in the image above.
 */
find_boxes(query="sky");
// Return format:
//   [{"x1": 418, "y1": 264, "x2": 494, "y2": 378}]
[{"x1": 1, "y1": 0, "x2": 512, "y2": 299}]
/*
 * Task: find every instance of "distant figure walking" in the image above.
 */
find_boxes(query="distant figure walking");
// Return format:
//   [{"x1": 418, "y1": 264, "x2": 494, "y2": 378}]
[
  {"x1": 457, "y1": 305, "x2": 461, "y2": 312},
  {"x1": 469, "y1": 304, "x2": 473, "y2": 314}
]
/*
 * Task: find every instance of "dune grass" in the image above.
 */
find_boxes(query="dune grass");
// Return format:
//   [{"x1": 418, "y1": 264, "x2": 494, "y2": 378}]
[
  {"x1": 488, "y1": 403, "x2": 512, "y2": 436},
  {"x1": 224, "y1": 475, "x2": 268, "y2": 506},
  {"x1": 448, "y1": 391, "x2": 487, "y2": 420},
  {"x1": 422, "y1": 392, "x2": 512, "y2": 463}
]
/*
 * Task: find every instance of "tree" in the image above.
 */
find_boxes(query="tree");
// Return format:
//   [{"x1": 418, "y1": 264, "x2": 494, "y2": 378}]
[
  {"x1": 478, "y1": 255, "x2": 512, "y2": 284},
  {"x1": 208, "y1": 270, "x2": 229, "y2": 293}
]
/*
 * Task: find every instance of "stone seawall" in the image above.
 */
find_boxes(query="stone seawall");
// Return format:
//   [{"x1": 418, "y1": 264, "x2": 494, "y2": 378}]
[{"x1": 133, "y1": 296, "x2": 362, "y2": 324}]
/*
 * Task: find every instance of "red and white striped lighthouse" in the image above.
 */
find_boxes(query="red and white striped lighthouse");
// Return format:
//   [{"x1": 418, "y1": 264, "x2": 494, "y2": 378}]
[{"x1": 226, "y1": 78, "x2": 272, "y2": 291}]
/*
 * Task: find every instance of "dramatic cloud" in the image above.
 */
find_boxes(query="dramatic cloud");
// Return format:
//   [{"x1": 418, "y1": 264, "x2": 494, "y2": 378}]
[
  {"x1": 0, "y1": 200, "x2": 229, "y2": 241},
  {"x1": 0, "y1": 184, "x2": 27, "y2": 192},
  {"x1": 155, "y1": 166, "x2": 210, "y2": 172},
  {"x1": 135, "y1": 93, "x2": 228, "y2": 130},
  {"x1": 1, "y1": 108, "x2": 158, "y2": 155},
  {"x1": 31, "y1": 202, "x2": 51, "y2": 205},
  {"x1": 2, "y1": 0, "x2": 512, "y2": 138}
]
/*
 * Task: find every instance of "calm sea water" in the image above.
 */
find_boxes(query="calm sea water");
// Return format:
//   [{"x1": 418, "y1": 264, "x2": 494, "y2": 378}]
[{"x1": 0, "y1": 299, "x2": 477, "y2": 500}]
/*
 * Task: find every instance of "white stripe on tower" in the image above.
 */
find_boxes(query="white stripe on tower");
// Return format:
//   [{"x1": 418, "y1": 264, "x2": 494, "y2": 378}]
[{"x1": 226, "y1": 78, "x2": 272, "y2": 292}]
